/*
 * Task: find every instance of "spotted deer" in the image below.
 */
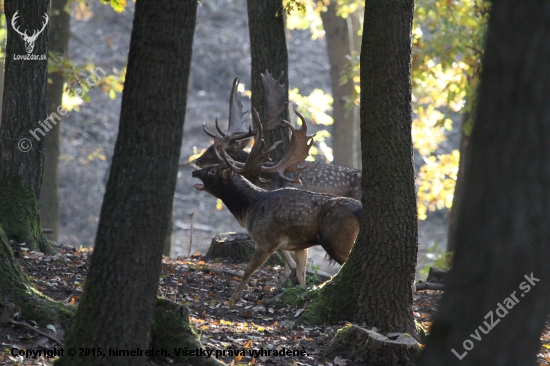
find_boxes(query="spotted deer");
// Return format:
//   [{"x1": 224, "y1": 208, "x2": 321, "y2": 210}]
[
  {"x1": 195, "y1": 71, "x2": 362, "y2": 200},
  {"x1": 192, "y1": 108, "x2": 361, "y2": 304}
]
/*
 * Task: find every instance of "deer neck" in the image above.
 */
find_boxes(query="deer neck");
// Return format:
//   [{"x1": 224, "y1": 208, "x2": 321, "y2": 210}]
[{"x1": 219, "y1": 175, "x2": 263, "y2": 227}]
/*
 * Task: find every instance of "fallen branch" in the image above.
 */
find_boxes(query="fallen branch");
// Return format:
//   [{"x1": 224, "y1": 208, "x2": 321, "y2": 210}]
[
  {"x1": 415, "y1": 282, "x2": 445, "y2": 291},
  {"x1": 10, "y1": 320, "x2": 62, "y2": 345}
]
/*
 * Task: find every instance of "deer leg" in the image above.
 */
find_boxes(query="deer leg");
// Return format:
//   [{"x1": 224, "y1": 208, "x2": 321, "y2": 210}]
[
  {"x1": 279, "y1": 250, "x2": 296, "y2": 284},
  {"x1": 230, "y1": 246, "x2": 273, "y2": 304},
  {"x1": 294, "y1": 249, "x2": 308, "y2": 286}
]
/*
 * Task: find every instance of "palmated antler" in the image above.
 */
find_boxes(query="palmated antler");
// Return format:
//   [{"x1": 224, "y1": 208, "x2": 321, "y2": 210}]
[
  {"x1": 261, "y1": 71, "x2": 289, "y2": 131},
  {"x1": 260, "y1": 110, "x2": 315, "y2": 184},
  {"x1": 214, "y1": 109, "x2": 280, "y2": 184},
  {"x1": 214, "y1": 108, "x2": 314, "y2": 185},
  {"x1": 203, "y1": 78, "x2": 254, "y2": 149}
]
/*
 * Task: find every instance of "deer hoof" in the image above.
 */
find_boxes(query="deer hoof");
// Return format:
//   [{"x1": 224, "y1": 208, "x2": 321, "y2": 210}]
[{"x1": 229, "y1": 294, "x2": 242, "y2": 305}]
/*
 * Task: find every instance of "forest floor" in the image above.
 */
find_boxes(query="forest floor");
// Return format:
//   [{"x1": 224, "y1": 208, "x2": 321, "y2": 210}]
[{"x1": 1, "y1": 245, "x2": 550, "y2": 366}]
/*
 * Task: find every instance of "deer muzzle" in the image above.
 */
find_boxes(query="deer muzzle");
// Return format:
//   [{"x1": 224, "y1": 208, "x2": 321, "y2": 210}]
[{"x1": 191, "y1": 170, "x2": 204, "y2": 190}]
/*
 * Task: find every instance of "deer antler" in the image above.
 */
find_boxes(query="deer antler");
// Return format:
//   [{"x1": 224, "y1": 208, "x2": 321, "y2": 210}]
[
  {"x1": 11, "y1": 11, "x2": 27, "y2": 39},
  {"x1": 203, "y1": 77, "x2": 255, "y2": 151},
  {"x1": 260, "y1": 110, "x2": 315, "y2": 184},
  {"x1": 214, "y1": 109, "x2": 280, "y2": 184},
  {"x1": 214, "y1": 108, "x2": 314, "y2": 185},
  {"x1": 261, "y1": 71, "x2": 289, "y2": 131}
]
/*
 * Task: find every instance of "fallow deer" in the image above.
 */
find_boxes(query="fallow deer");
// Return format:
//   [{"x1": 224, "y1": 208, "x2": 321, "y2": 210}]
[
  {"x1": 195, "y1": 71, "x2": 362, "y2": 200},
  {"x1": 192, "y1": 108, "x2": 361, "y2": 304}
]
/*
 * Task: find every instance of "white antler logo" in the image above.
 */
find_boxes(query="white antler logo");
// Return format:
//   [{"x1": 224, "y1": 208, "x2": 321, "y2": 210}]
[{"x1": 11, "y1": 11, "x2": 49, "y2": 54}]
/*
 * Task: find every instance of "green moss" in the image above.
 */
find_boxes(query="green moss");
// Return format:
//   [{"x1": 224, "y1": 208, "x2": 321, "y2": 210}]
[
  {"x1": 150, "y1": 298, "x2": 222, "y2": 366},
  {"x1": 0, "y1": 174, "x2": 54, "y2": 254},
  {"x1": 334, "y1": 324, "x2": 354, "y2": 343},
  {"x1": 280, "y1": 286, "x2": 308, "y2": 307},
  {"x1": 19, "y1": 296, "x2": 76, "y2": 327}
]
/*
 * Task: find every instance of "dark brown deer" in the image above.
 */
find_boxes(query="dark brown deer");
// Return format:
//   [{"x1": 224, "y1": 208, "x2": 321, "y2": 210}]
[
  {"x1": 195, "y1": 71, "x2": 362, "y2": 200},
  {"x1": 192, "y1": 109, "x2": 361, "y2": 304}
]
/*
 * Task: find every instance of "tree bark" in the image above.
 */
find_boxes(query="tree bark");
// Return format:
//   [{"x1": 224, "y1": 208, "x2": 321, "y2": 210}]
[
  {"x1": 247, "y1": 0, "x2": 290, "y2": 161},
  {"x1": 0, "y1": 0, "x2": 53, "y2": 254},
  {"x1": 419, "y1": 2, "x2": 550, "y2": 365},
  {"x1": 321, "y1": 2, "x2": 359, "y2": 169},
  {"x1": 39, "y1": 0, "x2": 71, "y2": 242},
  {"x1": 303, "y1": 0, "x2": 418, "y2": 346},
  {"x1": 56, "y1": 1, "x2": 197, "y2": 365}
]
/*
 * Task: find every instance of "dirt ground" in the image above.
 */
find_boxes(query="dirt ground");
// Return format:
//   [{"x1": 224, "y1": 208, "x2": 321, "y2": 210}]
[
  {"x1": 51, "y1": 0, "x2": 453, "y2": 277},
  {"x1": 2, "y1": 244, "x2": 549, "y2": 366}
]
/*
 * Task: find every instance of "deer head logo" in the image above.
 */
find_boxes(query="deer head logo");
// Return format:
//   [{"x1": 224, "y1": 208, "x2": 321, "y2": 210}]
[{"x1": 11, "y1": 11, "x2": 49, "y2": 54}]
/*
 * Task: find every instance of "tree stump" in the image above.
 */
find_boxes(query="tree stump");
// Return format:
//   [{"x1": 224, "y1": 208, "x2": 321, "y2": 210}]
[
  {"x1": 426, "y1": 267, "x2": 447, "y2": 284},
  {"x1": 329, "y1": 325, "x2": 420, "y2": 366},
  {"x1": 205, "y1": 232, "x2": 283, "y2": 266}
]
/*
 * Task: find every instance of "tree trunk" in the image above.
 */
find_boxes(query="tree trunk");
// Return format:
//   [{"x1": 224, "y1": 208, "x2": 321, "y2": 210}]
[
  {"x1": 39, "y1": 0, "x2": 71, "y2": 242},
  {"x1": 0, "y1": 0, "x2": 54, "y2": 254},
  {"x1": 303, "y1": 0, "x2": 418, "y2": 348},
  {"x1": 445, "y1": 123, "x2": 469, "y2": 255},
  {"x1": 247, "y1": 0, "x2": 290, "y2": 161},
  {"x1": 348, "y1": 8, "x2": 362, "y2": 168},
  {"x1": 321, "y1": 2, "x2": 358, "y2": 169},
  {"x1": 419, "y1": 2, "x2": 550, "y2": 365},
  {"x1": 56, "y1": 1, "x2": 198, "y2": 365}
]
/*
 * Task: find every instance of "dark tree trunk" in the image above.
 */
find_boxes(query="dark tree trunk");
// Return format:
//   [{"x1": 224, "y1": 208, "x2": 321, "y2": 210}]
[
  {"x1": 419, "y1": 2, "x2": 550, "y2": 365},
  {"x1": 321, "y1": 2, "x2": 359, "y2": 169},
  {"x1": 56, "y1": 1, "x2": 198, "y2": 365},
  {"x1": 247, "y1": 0, "x2": 290, "y2": 161},
  {"x1": 445, "y1": 122, "x2": 469, "y2": 255},
  {"x1": 40, "y1": 0, "x2": 71, "y2": 242},
  {"x1": 303, "y1": 0, "x2": 418, "y2": 349},
  {"x1": 0, "y1": 0, "x2": 53, "y2": 254}
]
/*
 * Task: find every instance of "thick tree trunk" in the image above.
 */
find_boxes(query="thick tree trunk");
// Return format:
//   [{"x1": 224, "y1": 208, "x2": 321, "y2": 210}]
[
  {"x1": 40, "y1": 0, "x2": 71, "y2": 242},
  {"x1": 303, "y1": 0, "x2": 418, "y2": 348},
  {"x1": 247, "y1": 0, "x2": 290, "y2": 161},
  {"x1": 0, "y1": 0, "x2": 53, "y2": 254},
  {"x1": 419, "y1": 2, "x2": 550, "y2": 365},
  {"x1": 56, "y1": 2, "x2": 198, "y2": 365},
  {"x1": 321, "y1": 2, "x2": 359, "y2": 169}
]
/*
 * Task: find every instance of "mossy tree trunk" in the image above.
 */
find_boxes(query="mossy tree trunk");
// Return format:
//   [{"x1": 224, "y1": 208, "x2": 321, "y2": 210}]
[
  {"x1": 39, "y1": 0, "x2": 71, "y2": 242},
  {"x1": 419, "y1": 2, "x2": 550, "y2": 364},
  {"x1": 0, "y1": 223, "x2": 74, "y2": 329},
  {"x1": 247, "y1": 0, "x2": 290, "y2": 161},
  {"x1": 56, "y1": 1, "x2": 198, "y2": 365},
  {"x1": 303, "y1": 0, "x2": 418, "y2": 340},
  {"x1": 321, "y1": 1, "x2": 359, "y2": 169},
  {"x1": 0, "y1": 0, "x2": 54, "y2": 254}
]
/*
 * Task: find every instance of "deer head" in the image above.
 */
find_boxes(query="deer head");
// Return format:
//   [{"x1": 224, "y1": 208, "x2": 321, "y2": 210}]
[{"x1": 11, "y1": 11, "x2": 48, "y2": 54}]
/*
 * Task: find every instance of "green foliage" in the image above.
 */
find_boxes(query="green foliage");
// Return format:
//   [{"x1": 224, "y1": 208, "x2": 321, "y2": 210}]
[
  {"x1": 418, "y1": 241, "x2": 450, "y2": 280},
  {"x1": 306, "y1": 258, "x2": 320, "y2": 284},
  {"x1": 100, "y1": 0, "x2": 128, "y2": 13}
]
